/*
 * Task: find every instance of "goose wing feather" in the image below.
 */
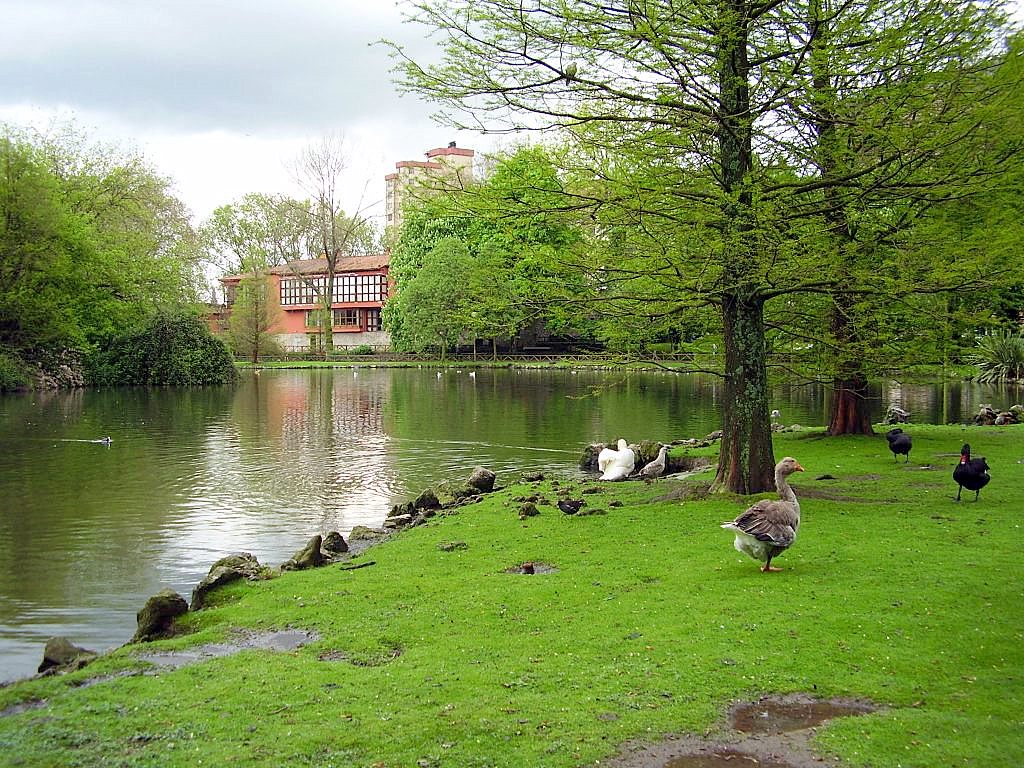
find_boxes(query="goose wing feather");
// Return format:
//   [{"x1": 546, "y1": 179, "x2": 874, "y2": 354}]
[{"x1": 724, "y1": 499, "x2": 798, "y2": 547}]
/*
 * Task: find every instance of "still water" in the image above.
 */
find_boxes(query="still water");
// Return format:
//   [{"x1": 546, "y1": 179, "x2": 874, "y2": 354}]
[{"x1": 0, "y1": 367, "x2": 1016, "y2": 682}]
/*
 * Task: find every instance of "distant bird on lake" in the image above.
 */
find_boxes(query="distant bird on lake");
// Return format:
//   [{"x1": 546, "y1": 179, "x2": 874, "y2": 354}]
[
  {"x1": 953, "y1": 443, "x2": 990, "y2": 501},
  {"x1": 886, "y1": 428, "x2": 912, "y2": 463},
  {"x1": 721, "y1": 456, "x2": 804, "y2": 573},
  {"x1": 598, "y1": 439, "x2": 635, "y2": 481},
  {"x1": 638, "y1": 444, "x2": 670, "y2": 481}
]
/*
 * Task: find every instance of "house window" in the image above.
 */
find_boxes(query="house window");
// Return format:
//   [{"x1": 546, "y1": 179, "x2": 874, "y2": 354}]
[
  {"x1": 281, "y1": 278, "x2": 324, "y2": 306},
  {"x1": 304, "y1": 310, "x2": 323, "y2": 328},
  {"x1": 329, "y1": 273, "x2": 387, "y2": 303},
  {"x1": 282, "y1": 273, "x2": 387, "y2": 305},
  {"x1": 333, "y1": 309, "x2": 359, "y2": 326},
  {"x1": 365, "y1": 308, "x2": 382, "y2": 332}
]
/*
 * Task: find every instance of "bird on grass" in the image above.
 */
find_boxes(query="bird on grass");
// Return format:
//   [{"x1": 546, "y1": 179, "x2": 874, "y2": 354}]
[
  {"x1": 557, "y1": 498, "x2": 585, "y2": 515},
  {"x1": 598, "y1": 439, "x2": 635, "y2": 481},
  {"x1": 638, "y1": 444, "x2": 670, "y2": 481},
  {"x1": 886, "y1": 428, "x2": 912, "y2": 463},
  {"x1": 721, "y1": 457, "x2": 805, "y2": 573},
  {"x1": 953, "y1": 443, "x2": 990, "y2": 501}
]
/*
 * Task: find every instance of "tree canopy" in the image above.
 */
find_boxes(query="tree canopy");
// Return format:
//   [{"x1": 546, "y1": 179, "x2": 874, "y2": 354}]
[
  {"x1": 1, "y1": 123, "x2": 209, "y2": 388},
  {"x1": 386, "y1": 0, "x2": 1021, "y2": 491},
  {"x1": 384, "y1": 144, "x2": 588, "y2": 355}
]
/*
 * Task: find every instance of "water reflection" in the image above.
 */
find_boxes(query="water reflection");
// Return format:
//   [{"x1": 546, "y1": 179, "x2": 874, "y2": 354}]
[{"x1": 0, "y1": 369, "x2": 1018, "y2": 682}]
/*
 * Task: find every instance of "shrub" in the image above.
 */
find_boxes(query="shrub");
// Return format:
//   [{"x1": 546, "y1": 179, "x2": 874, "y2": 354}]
[
  {"x1": 0, "y1": 349, "x2": 30, "y2": 392},
  {"x1": 87, "y1": 312, "x2": 239, "y2": 386},
  {"x1": 350, "y1": 344, "x2": 375, "y2": 356},
  {"x1": 971, "y1": 329, "x2": 1024, "y2": 383}
]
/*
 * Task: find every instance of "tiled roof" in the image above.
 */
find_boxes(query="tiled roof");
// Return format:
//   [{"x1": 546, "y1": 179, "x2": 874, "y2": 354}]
[
  {"x1": 270, "y1": 254, "x2": 389, "y2": 275},
  {"x1": 221, "y1": 253, "x2": 389, "y2": 281}
]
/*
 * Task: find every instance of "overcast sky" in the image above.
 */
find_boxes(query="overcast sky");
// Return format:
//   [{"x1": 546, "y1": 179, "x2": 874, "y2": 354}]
[
  {"x1": 0, "y1": 0, "x2": 494, "y2": 226},
  {"x1": 2, "y1": 0, "x2": 1021, "y2": 230}
]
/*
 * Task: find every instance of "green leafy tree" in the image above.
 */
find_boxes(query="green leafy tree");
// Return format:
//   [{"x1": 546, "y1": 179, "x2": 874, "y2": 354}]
[
  {"x1": 385, "y1": 144, "x2": 587, "y2": 355},
  {"x1": 391, "y1": 238, "x2": 475, "y2": 358},
  {"x1": 1, "y1": 123, "x2": 204, "y2": 388},
  {"x1": 228, "y1": 273, "x2": 283, "y2": 364},
  {"x1": 203, "y1": 193, "x2": 306, "y2": 274},
  {"x1": 386, "y1": 0, "x2": 1016, "y2": 492}
]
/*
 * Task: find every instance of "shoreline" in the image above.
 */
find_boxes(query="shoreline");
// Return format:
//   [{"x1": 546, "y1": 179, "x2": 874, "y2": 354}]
[{"x1": 1, "y1": 423, "x2": 1021, "y2": 766}]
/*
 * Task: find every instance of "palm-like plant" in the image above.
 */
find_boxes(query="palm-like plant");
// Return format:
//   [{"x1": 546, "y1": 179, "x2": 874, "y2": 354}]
[{"x1": 971, "y1": 329, "x2": 1024, "y2": 383}]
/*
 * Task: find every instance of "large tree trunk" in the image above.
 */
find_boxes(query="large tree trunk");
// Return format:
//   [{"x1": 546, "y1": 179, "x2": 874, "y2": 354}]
[
  {"x1": 828, "y1": 370, "x2": 873, "y2": 434},
  {"x1": 715, "y1": 292, "x2": 776, "y2": 493},
  {"x1": 826, "y1": 297, "x2": 874, "y2": 435},
  {"x1": 322, "y1": 270, "x2": 335, "y2": 355},
  {"x1": 711, "y1": 0, "x2": 777, "y2": 494},
  {"x1": 808, "y1": 3, "x2": 875, "y2": 437}
]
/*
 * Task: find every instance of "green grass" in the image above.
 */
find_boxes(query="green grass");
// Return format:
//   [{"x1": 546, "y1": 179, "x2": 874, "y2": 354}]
[{"x1": 1, "y1": 424, "x2": 1022, "y2": 767}]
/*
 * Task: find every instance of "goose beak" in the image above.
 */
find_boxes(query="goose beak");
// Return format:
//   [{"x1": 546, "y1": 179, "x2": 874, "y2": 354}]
[{"x1": 794, "y1": 461, "x2": 805, "y2": 472}]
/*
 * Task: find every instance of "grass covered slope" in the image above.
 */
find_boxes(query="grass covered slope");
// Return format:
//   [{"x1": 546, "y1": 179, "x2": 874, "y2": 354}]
[{"x1": 1, "y1": 425, "x2": 1021, "y2": 767}]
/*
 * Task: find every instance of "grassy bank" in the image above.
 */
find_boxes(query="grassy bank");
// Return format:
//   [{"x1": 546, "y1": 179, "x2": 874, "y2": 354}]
[{"x1": 1, "y1": 425, "x2": 1021, "y2": 767}]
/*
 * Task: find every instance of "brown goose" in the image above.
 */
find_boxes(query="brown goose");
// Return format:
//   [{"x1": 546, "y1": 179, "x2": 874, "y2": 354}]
[{"x1": 720, "y1": 456, "x2": 805, "y2": 572}]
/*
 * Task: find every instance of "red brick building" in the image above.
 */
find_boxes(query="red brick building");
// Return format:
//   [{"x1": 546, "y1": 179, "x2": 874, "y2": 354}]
[{"x1": 220, "y1": 254, "x2": 390, "y2": 352}]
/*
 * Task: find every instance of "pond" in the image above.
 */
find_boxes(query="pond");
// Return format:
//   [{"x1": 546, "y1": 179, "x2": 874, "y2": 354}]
[{"x1": 0, "y1": 367, "x2": 1017, "y2": 682}]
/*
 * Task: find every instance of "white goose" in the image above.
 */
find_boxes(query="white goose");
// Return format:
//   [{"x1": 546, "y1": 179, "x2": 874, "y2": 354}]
[
  {"x1": 721, "y1": 456, "x2": 804, "y2": 572},
  {"x1": 598, "y1": 439, "x2": 635, "y2": 481}
]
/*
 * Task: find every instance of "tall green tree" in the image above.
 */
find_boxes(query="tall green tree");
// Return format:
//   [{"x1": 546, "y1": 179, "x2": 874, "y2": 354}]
[
  {"x1": 387, "y1": 0, "x2": 1015, "y2": 492},
  {"x1": 1, "y1": 123, "x2": 202, "y2": 386},
  {"x1": 203, "y1": 193, "x2": 306, "y2": 275},
  {"x1": 385, "y1": 144, "x2": 586, "y2": 354},
  {"x1": 391, "y1": 238, "x2": 475, "y2": 358},
  {"x1": 228, "y1": 273, "x2": 282, "y2": 364}
]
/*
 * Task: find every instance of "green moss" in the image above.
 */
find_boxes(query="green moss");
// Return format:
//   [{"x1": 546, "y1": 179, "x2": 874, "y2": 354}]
[{"x1": 1, "y1": 424, "x2": 1021, "y2": 767}]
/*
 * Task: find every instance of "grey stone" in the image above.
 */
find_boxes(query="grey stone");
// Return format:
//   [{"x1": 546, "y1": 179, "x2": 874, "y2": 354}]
[
  {"x1": 282, "y1": 535, "x2": 324, "y2": 571},
  {"x1": 467, "y1": 467, "x2": 496, "y2": 493},
  {"x1": 414, "y1": 489, "x2": 441, "y2": 510},
  {"x1": 322, "y1": 531, "x2": 349, "y2": 555},
  {"x1": 133, "y1": 589, "x2": 189, "y2": 643},
  {"x1": 38, "y1": 636, "x2": 98, "y2": 674}
]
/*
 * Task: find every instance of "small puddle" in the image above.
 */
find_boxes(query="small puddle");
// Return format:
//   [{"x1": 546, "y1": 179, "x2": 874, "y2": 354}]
[
  {"x1": 665, "y1": 748, "x2": 793, "y2": 768},
  {"x1": 730, "y1": 694, "x2": 876, "y2": 734}
]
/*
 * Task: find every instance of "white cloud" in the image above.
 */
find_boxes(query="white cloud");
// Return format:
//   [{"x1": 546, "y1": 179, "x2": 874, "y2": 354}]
[{"x1": 0, "y1": 0, "x2": 492, "y2": 224}]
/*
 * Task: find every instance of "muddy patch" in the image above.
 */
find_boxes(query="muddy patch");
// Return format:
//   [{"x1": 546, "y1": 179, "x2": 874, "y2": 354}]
[
  {"x1": 651, "y1": 484, "x2": 713, "y2": 503},
  {"x1": 133, "y1": 628, "x2": 317, "y2": 670},
  {"x1": 318, "y1": 644, "x2": 402, "y2": 667},
  {"x1": 793, "y1": 487, "x2": 872, "y2": 503},
  {"x1": 730, "y1": 694, "x2": 877, "y2": 734},
  {"x1": 503, "y1": 561, "x2": 558, "y2": 575},
  {"x1": 605, "y1": 693, "x2": 879, "y2": 768},
  {"x1": 664, "y1": 746, "x2": 794, "y2": 767},
  {"x1": 0, "y1": 698, "x2": 48, "y2": 718}
]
